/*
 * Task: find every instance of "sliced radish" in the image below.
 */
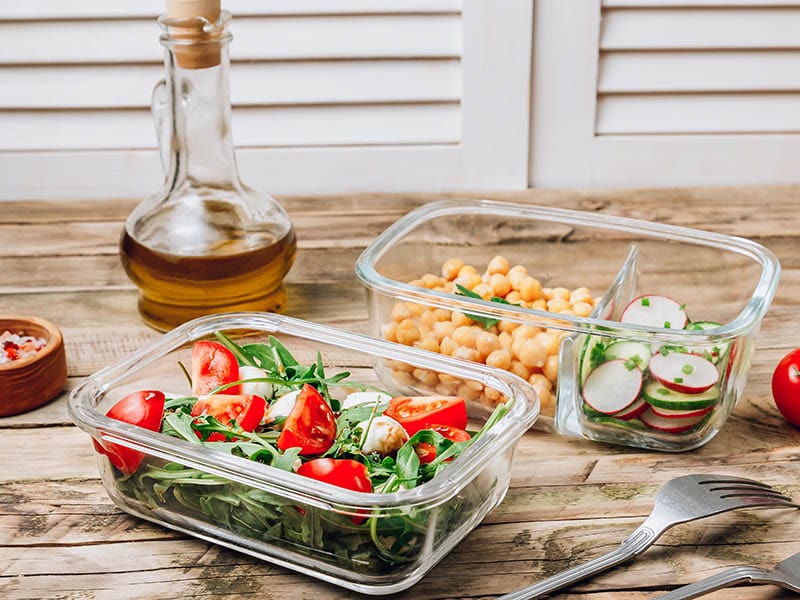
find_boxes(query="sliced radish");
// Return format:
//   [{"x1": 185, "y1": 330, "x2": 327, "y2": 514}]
[
  {"x1": 686, "y1": 321, "x2": 729, "y2": 365},
  {"x1": 650, "y1": 403, "x2": 714, "y2": 419},
  {"x1": 642, "y1": 380, "x2": 719, "y2": 411},
  {"x1": 649, "y1": 351, "x2": 719, "y2": 394},
  {"x1": 640, "y1": 408, "x2": 707, "y2": 434},
  {"x1": 582, "y1": 359, "x2": 643, "y2": 415},
  {"x1": 612, "y1": 396, "x2": 648, "y2": 421},
  {"x1": 604, "y1": 341, "x2": 652, "y2": 370},
  {"x1": 620, "y1": 295, "x2": 688, "y2": 330}
]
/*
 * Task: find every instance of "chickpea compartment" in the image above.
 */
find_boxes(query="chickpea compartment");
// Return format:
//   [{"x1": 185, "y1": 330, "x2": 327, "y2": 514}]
[{"x1": 382, "y1": 255, "x2": 597, "y2": 416}]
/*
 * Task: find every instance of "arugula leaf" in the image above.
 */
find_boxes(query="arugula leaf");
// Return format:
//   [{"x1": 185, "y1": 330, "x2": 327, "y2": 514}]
[
  {"x1": 454, "y1": 284, "x2": 512, "y2": 329},
  {"x1": 214, "y1": 331, "x2": 257, "y2": 367}
]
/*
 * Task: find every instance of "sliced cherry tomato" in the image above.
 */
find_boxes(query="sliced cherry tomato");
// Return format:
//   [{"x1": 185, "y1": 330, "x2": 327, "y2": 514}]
[
  {"x1": 191, "y1": 394, "x2": 267, "y2": 441},
  {"x1": 277, "y1": 384, "x2": 336, "y2": 455},
  {"x1": 297, "y1": 458, "x2": 372, "y2": 524},
  {"x1": 772, "y1": 348, "x2": 800, "y2": 427},
  {"x1": 191, "y1": 341, "x2": 241, "y2": 396},
  {"x1": 297, "y1": 458, "x2": 372, "y2": 492},
  {"x1": 93, "y1": 390, "x2": 165, "y2": 475},
  {"x1": 415, "y1": 424, "x2": 471, "y2": 464},
  {"x1": 384, "y1": 395, "x2": 467, "y2": 436}
]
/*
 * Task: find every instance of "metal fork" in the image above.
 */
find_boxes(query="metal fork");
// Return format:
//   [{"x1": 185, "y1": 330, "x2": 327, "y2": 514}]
[
  {"x1": 498, "y1": 474, "x2": 798, "y2": 600},
  {"x1": 655, "y1": 550, "x2": 800, "y2": 599}
]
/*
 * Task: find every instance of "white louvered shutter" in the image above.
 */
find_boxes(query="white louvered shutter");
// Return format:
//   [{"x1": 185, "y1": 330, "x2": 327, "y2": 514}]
[
  {"x1": 529, "y1": 0, "x2": 800, "y2": 188},
  {"x1": 0, "y1": 0, "x2": 532, "y2": 200}
]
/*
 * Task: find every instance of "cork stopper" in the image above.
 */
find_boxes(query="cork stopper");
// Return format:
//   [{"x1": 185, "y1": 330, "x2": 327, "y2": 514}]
[{"x1": 165, "y1": 0, "x2": 223, "y2": 69}]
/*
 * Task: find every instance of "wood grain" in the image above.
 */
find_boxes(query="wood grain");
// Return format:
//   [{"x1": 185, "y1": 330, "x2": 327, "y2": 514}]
[{"x1": 1, "y1": 187, "x2": 799, "y2": 600}]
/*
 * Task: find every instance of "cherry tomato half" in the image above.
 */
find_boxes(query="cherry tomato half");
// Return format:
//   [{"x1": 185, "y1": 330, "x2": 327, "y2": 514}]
[
  {"x1": 297, "y1": 458, "x2": 372, "y2": 493},
  {"x1": 191, "y1": 393, "x2": 267, "y2": 441},
  {"x1": 384, "y1": 395, "x2": 467, "y2": 436},
  {"x1": 416, "y1": 424, "x2": 471, "y2": 464},
  {"x1": 772, "y1": 348, "x2": 800, "y2": 427},
  {"x1": 93, "y1": 390, "x2": 165, "y2": 475},
  {"x1": 191, "y1": 341, "x2": 241, "y2": 396},
  {"x1": 277, "y1": 384, "x2": 336, "y2": 455}
]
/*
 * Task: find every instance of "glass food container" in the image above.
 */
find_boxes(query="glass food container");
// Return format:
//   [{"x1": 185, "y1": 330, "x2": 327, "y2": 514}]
[
  {"x1": 355, "y1": 199, "x2": 780, "y2": 452},
  {"x1": 120, "y1": 3, "x2": 296, "y2": 332},
  {"x1": 68, "y1": 313, "x2": 538, "y2": 595}
]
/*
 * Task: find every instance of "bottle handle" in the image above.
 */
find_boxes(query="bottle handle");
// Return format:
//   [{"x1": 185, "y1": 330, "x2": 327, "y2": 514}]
[{"x1": 151, "y1": 78, "x2": 170, "y2": 178}]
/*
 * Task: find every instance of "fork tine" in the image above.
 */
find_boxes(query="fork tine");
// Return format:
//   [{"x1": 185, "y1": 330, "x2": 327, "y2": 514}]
[{"x1": 697, "y1": 476, "x2": 775, "y2": 489}]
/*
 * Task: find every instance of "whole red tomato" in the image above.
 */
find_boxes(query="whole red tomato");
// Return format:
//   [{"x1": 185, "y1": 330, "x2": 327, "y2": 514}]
[
  {"x1": 277, "y1": 384, "x2": 336, "y2": 454},
  {"x1": 93, "y1": 390, "x2": 165, "y2": 475},
  {"x1": 772, "y1": 348, "x2": 800, "y2": 427}
]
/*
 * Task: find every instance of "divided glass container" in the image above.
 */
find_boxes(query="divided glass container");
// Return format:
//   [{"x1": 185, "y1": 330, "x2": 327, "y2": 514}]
[
  {"x1": 356, "y1": 199, "x2": 780, "y2": 452},
  {"x1": 68, "y1": 313, "x2": 538, "y2": 595}
]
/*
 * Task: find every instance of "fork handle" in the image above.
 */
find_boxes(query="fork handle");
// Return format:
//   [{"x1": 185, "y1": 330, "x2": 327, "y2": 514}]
[
  {"x1": 497, "y1": 526, "x2": 658, "y2": 600},
  {"x1": 655, "y1": 566, "x2": 774, "y2": 600}
]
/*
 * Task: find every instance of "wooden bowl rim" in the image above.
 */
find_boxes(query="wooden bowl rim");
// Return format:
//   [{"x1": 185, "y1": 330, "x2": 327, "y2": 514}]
[{"x1": 0, "y1": 315, "x2": 64, "y2": 373}]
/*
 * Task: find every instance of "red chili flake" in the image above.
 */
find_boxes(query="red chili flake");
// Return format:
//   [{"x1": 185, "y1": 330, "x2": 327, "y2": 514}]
[{"x1": 0, "y1": 331, "x2": 47, "y2": 364}]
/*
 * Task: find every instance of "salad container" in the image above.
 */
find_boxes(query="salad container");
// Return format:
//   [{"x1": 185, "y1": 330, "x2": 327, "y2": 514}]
[
  {"x1": 68, "y1": 313, "x2": 538, "y2": 594},
  {"x1": 356, "y1": 199, "x2": 780, "y2": 452}
]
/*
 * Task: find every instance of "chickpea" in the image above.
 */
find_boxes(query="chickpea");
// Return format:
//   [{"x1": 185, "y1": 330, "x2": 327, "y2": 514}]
[
  {"x1": 543, "y1": 354, "x2": 559, "y2": 382},
  {"x1": 453, "y1": 325, "x2": 479, "y2": 348},
  {"x1": 393, "y1": 370, "x2": 416, "y2": 387},
  {"x1": 383, "y1": 321, "x2": 398, "y2": 343},
  {"x1": 535, "y1": 331, "x2": 560, "y2": 355},
  {"x1": 422, "y1": 273, "x2": 443, "y2": 288},
  {"x1": 552, "y1": 287, "x2": 571, "y2": 300},
  {"x1": 391, "y1": 302, "x2": 412, "y2": 322},
  {"x1": 476, "y1": 331, "x2": 502, "y2": 356},
  {"x1": 406, "y1": 302, "x2": 425, "y2": 317},
  {"x1": 518, "y1": 338, "x2": 547, "y2": 368},
  {"x1": 396, "y1": 319, "x2": 421, "y2": 345},
  {"x1": 529, "y1": 373, "x2": 553, "y2": 390},
  {"x1": 570, "y1": 287, "x2": 593, "y2": 304},
  {"x1": 489, "y1": 273, "x2": 512, "y2": 298},
  {"x1": 388, "y1": 359, "x2": 413, "y2": 373},
  {"x1": 420, "y1": 308, "x2": 440, "y2": 327},
  {"x1": 498, "y1": 320, "x2": 519, "y2": 334},
  {"x1": 413, "y1": 368, "x2": 439, "y2": 386},
  {"x1": 456, "y1": 382, "x2": 481, "y2": 402},
  {"x1": 512, "y1": 324, "x2": 539, "y2": 341},
  {"x1": 542, "y1": 287, "x2": 555, "y2": 300},
  {"x1": 508, "y1": 265, "x2": 528, "y2": 277},
  {"x1": 473, "y1": 282, "x2": 494, "y2": 300},
  {"x1": 415, "y1": 337, "x2": 439, "y2": 353},
  {"x1": 464, "y1": 378, "x2": 484, "y2": 391},
  {"x1": 484, "y1": 387, "x2": 501, "y2": 404},
  {"x1": 451, "y1": 311, "x2": 473, "y2": 327},
  {"x1": 529, "y1": 378, "x2": 553, "y2": 413},
  {"x1": 509, "y1": 272, "x2": 527, "y2": 292},
  {"x1": 486, "y1": 348, "x2": 512, "y2": 370},
  {"x1": 505, "y1": 290, "x2": 523, "y2": 305},
  {"x1": 441, "y1": 258, "x2": 464, "y2": 280},
  {"x1": 559, "y1": 309, "x2": 577, "y2": 317},
  {"x1": 409, "y1": 278, "x2": 425, "y2": 288},
  {"x1": 433, "y1": 308, "x2": 451, "y2": 322},
  {"x1": 439, "y1": 336, "x2": 458, "y2": 356},
  {"x1": 433, "y1": 320, "x2": 457, "y2": 341},
  {"x1": 439, "y1": 372, "x2": 460, "y2": 384},
  {"x1": 547, "y1": 298, "x2": 571, "y2": 313},
  {"x1": 509, "y1": 360, "x2": 531, "y2": 381},
  {"x1": 436, "y1": 381, "x2": 457, "y2": 396},
  {"x1": 457, "y1": 264, "x2": 477, "y2": 278},
  {"x1": 454, "y1": 272, "x2": 482, "y2": 290},
  {"x1": 520, "y1": 277, "x2": 544, "y2": 302},
  {"x1": 571, "y1": 301, "x2": 594, "y2": 317},
  {"x1": 498, "y1": 330, "x2": 513, "y2": 348},
  {"x1": 453, "y1": 346, "x2": 479, "y2": 363},
  {"x1": 487, "y1": 255, "x2": 510, "y2": 275},
  {"x1": 531, "y1": 298, "x2": 547, "y2": 311}
]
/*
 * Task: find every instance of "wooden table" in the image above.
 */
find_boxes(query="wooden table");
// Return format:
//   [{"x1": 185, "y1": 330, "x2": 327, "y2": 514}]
[{"x1": 1, "y1": 188, "x2": 799, "y2": 600}]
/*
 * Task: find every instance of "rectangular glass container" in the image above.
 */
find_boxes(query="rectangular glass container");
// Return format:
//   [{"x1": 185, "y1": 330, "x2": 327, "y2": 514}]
[
  {"x1": 68, "y1": 313, "x2": 538, "y2": 595},
  {"x1": 355, "y1": 199, "x2": 780, "y2": 452}
]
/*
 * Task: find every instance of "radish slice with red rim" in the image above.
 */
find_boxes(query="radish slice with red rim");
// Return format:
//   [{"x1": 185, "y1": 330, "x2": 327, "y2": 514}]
[
  {"x1": 620, "y1": 295, "x2": 687, "y2": 330},
  {"x1": 612, "y1": 396, "x2": 648, "y2": 421},
  {"x1": 640, "y1": 408, "x2": 707, "y2": 433},
  {"x1": 582, "y1": 359, "x2": 643, "y2": 415},
  {"x1": 649, "y1": 351, "x2": 719, "y2": 394},
  {"x1": 649, "y1": 403, "x2": 714, "y2": 419}
]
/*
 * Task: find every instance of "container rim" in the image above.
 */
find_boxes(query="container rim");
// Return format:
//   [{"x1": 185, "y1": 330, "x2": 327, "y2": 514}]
[
  {"x1": 68, "y1": 312, "x2": 538, "y2": 512},
  {"x1": 355, "y1": 198, "x2": 781, "y2": 342}
]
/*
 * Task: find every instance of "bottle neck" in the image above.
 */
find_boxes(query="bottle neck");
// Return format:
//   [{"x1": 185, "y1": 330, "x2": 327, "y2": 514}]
[{"x1": 162, "y1": 42, "x2": 240, "y2": 189}]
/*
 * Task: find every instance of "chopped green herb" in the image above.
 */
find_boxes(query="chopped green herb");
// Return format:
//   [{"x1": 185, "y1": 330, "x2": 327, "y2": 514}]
[
  {"x1": 673, "y1": 377, "x2": 684, "y2": 384},
  {"x1": 641, "y1": 297, "x2": 650, "y2": 306},
  {"x1": 682, "y1": 364, "x2": 694, "y2": 375},
  {"x1": 679, "y1": 303, "x2": 687, "y2": 311},
  {"x1": 624, "y1": 358, "x2": 637, "y2": 371},
  {"x1": 664, "y1": 321, "x2": 671, "y2": 329}
]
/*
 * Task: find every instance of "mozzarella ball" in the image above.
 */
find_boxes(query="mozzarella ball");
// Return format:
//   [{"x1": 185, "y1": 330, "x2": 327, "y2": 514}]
[
  {"x1": 238, "y1": 365, "x2": 273, "y2": 399},
  {"x1": 357, "y1": 415, "x2": 409, "y2": 455},
  {"x1": 267, "y1": 389, "x2": 300, "y2": 422}
]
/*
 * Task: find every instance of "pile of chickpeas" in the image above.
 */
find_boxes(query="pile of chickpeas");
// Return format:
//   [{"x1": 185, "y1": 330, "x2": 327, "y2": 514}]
[{"x1": 383, "y1": 255, "x2": 596, "y2": 415}]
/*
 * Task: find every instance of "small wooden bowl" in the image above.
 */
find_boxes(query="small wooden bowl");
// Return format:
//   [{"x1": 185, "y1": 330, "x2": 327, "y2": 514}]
[{"x1": 0, "y1": 316, "x2": 67, "y2": 417}]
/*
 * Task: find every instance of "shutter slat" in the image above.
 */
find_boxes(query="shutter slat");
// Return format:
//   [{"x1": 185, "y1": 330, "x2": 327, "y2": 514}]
[
  {"x1": 0, "y1": 60, "x2": 461, "y2": 109},
  {"x1": 596, "y1": 93, "x2": 800, "y2": 134},
  {"x1": 601, "y1": 8, "x2": 800, "y2": 49},
  {"x1": 0, "y1": 14, "x2": 462, "y2": 64},
  {"x1": 0, "y1": 0, "x2": 462, "y2": 20},
  {"x1": 599, "y1": 50, "x2": 800, "y2": 92},
  {"x1": 0, "y1": 104, "x2": 461, "y2": 150}
]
